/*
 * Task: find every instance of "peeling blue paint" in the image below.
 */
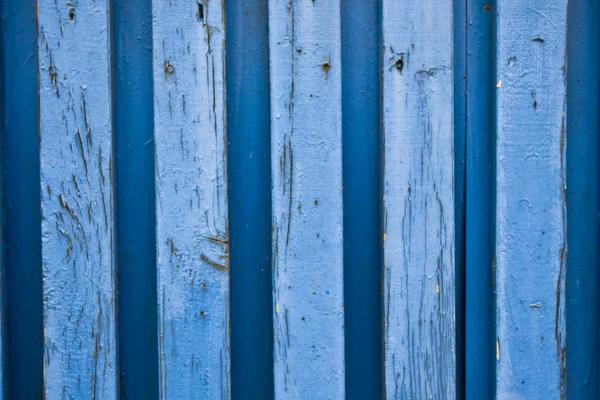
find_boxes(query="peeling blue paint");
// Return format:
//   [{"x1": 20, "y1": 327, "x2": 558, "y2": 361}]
[
  {"x1": 0, "y1": 2, "x2": 595, "y2": 399},
  {"x1": 38, "y1": 1, "x2": 117, "y2": 398}
]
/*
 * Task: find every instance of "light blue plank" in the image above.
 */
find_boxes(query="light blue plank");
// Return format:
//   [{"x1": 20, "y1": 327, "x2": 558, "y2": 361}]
[
  {"x1": 269, "y1": 0, "x2": 345, "y2": 398},
  {"x1": 38, "y1": 1, "x2": 117, "y2": 398},
  {"x1": 152, "y1": 1, "x2": 230, "y2": 398},
  {"x1": 382, "y1": 0, "x2": 456, "y2": 398},
  {"x1": 495, "y1": 1, "x2": 567, "y2": 398}
]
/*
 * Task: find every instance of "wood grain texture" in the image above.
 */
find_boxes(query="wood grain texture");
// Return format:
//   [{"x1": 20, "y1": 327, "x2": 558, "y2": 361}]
[
  {"x1": 495, "y1": 1, "x2": 567, "y2": 398},
  {"x1": 152, "y1": 0, "x2": 229, "y2": 398},
  {"x1": 38, "y1": 1, "x2": 117, "y2": 398},
  {"x1": 269, "y1": 0, "x2": 345, "y2": 398},
  {"x1": 382, "y1": 0, "x2": 455, "y2": 398}
]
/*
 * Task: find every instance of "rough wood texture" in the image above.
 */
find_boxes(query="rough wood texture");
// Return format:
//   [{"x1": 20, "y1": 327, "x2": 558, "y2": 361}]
[
  {"x1": 152, "y1": 0, "x2": 229, "y2": 398},
  {"x1": 269, "y1": 0, "x2": 345, "y2": 398},
  {"x1": 38, "y1": 1, "x2": 117, "y2": 398},
  {"x1": 382, "y1": 0, "x2": 455, "y2": 398},
  {"x1": 495, "y1": 1, "x2": 567, "y2": 398}
]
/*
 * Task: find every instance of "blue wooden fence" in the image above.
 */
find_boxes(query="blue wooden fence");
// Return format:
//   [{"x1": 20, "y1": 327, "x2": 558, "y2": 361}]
[{"x1": 0, "y1": 0, "x2": 597, "y2": 399}]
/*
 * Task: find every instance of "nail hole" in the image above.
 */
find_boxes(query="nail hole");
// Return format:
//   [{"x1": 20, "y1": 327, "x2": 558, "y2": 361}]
[
  {"x1": 395, "y1": 58, "x2": 404, "y2": 73},
  {"x1": 164, "y1": 61, "x2": 175, "y2": 75}
]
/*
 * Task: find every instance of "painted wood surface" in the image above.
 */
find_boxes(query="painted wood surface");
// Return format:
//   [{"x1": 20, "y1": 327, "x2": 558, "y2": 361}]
[
  {"x1": 382, "y1": 0, "x2": 455, "y2": 398},
  {"x1": 225, "y1": 0, "x2": 275, "y2": 398},
  {"x1": 340, "y1": 0, "x2": 383, "y2": 397},
  {"x1": 463, "y1": 2, "x2": 497, "y2": 398},
  {"x1": 565, "y1": 2, "x2": 600, "y2": 398},
  {"x1": 269, "y1": 0, "x2": 345, "y2": 398},
  {"x1": 152, "y1": 0, "x2": 229, "y2": 398},
  {"x1": 495, "y1": 1, "x2": 568, "y2": 398},
  {"x1": 2, "y1": 1, "x2": 46, "y2": 397},
  {"x1": 113, "y1": 0, "x2": 159, "y2": 398},
  {"x1": 38, "y1": 1, "x2": 117, "y2": 398},
  {"x1": 0, "y1": 151, "x2": 4, "y2": 399}
]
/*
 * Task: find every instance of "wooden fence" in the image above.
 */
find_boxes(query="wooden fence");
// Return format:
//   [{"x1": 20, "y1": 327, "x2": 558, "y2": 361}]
[{"x1": 0, "y1": 0, "x2": 597, "y2": 399}]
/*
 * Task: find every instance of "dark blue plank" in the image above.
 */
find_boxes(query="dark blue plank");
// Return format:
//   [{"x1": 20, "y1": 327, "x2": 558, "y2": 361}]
[
  {"x1": 0, "y1": 1, "x2": 43, "y2": 398},
  {"x1": 114, "y1": 0, "x2": 159, "y2": 398},
  {"x1": 0, "y1": 105, "x2": 5, "y2": 398},
  {"x1": 226, "y1": 0, "x2": 274, "y2": 398},
  {"x1": 465, "y1": 1, "x2": 496, "y2": 398},
  {"x1": 341, "y1": 0, "x2": 382, "y2": 398},
  {"x1": 566, "y1": 1, "x2": 600, "y2": 398},
  {"x1": 454, "y1": 0, "x2": 467, "y2": 398},
  {"x1": 0, "y1": 145, "x2": 4, "y2": 399}
]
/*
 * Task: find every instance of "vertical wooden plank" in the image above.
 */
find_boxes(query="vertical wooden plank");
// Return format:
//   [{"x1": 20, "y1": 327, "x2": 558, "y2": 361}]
[
  {"x1": 1, "y1": 1, "x2": 44, "y2": 397},
  {"x1": 226, "y1": 0, "x2": 274, "y2": 397},
  {"x1": 465, "y1": 2, "x2": 497, "y2": 398},
  {"x1": 382, "y1": 0, "x2": 456, "y2": 398},
  {"x1": 152, "y1": 0, "x2": 229, "y2": 398},
  {"x1": 453, "y1": 0, "x2": 468, "y2": 398},
  {"x1": 495, "y1": 1, "x2": 567, "y2": 398},
  {"x1": 38, "y1": 1, "x2": 116, "y2": 398},
  {"x1": 114, "y1": 0, "x2": 159, "y2": 397},
  {"x1": 0, "y1": 141, "x2": 5, "y2": 400},
  {"x1": 0, "y1": 31, "x2": 6, "y2": 400},
  {"x1": 269, "y1": 0, "x2": 345, "y2": 398},
  {"x1": 566, "y1": 1, "x2": 600, "y2": 398},
  {"x1": 340, "y1": 0, "x2": 383, "y2": 398}
]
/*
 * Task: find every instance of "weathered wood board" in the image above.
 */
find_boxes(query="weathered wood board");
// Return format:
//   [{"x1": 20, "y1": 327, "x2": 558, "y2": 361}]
[
  {"x1": 38, "y1": 1, "x2": 117, "y2": 398},
  {"x1": 269, "y1": 0, "x2": 345, "y2": 398},
  {"x1": 152, "y1": 0, "x2": 230, "y2": 398},
  {"x1": 495, "y1": 1, "x2": 568, "y2": 398},
  {"x1": 382, "y1": 0, "x2": 456, "y2": 398}
]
